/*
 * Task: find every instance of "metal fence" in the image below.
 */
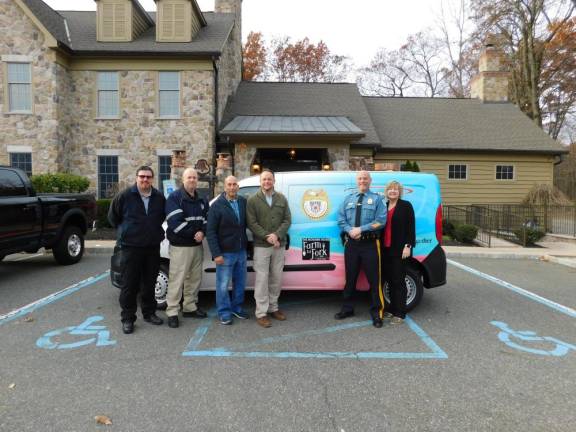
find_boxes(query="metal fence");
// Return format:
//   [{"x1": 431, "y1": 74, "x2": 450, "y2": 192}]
[
  {"x1": 470, "y1": 204, "x2": 576, "y2": 237},
  {"x1": 443, "y1": 205, "x2": 530, "y2": 247}
]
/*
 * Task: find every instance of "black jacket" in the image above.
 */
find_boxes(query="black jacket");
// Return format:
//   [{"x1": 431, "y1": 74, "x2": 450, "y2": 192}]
[
  {"x1": 165, "y1": 187, "x2": 208, "y2": 247},
  {"x1": 206, "y1": 193, "x2": 247, "y2": 257},
  {"x1": 108, "y1": 185, "x2": 166, "y2": 248},
  {"x1": 383, "y1": 199, "x2": 416, "y2": 257}
]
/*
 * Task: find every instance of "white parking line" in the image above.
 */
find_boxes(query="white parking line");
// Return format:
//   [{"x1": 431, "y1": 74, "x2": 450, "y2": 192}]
[
  {"x1": 0, "y1": 271, "x2": 110, "y2": 326},
  {"x1": 448, "y1": 259, "x2": 576, "y2": 319}
]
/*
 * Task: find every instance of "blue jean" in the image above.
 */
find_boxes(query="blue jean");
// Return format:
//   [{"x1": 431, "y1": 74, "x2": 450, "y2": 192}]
[{"x1": 215, "y1": 250, "x2": 247, "y2": 320}]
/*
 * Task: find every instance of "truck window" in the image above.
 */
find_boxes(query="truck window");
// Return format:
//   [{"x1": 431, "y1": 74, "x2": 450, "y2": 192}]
[
  {"x1": 238, "y1": 186, "x2": 259, "y2": 200},
  {"x1": 0, "y1": 170, "x2": 27, "y2": 197}
]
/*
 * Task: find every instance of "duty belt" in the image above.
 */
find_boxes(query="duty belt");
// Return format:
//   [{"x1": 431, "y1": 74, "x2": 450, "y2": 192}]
[{"x1": 344, "y1": 232, "x2": 380, "y2": 242}]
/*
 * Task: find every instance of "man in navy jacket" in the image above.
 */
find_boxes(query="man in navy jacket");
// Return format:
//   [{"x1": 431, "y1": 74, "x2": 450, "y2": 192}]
[
  {"x1": 108, "y1": 166, "x2": 166, "y2": 334},
  {"x1": 164, "y1": 168, "x2": 208, "y2": 328},
  {"x1": 206, "y1": 176, "x2": 249, "y2": 325}
]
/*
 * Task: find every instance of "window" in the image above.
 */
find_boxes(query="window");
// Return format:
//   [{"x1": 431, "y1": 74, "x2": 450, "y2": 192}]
[
  {"x1": 9, "y1": 152, "x2": 32, "y2": 177},
  {"x1": 6, "y1": 63, "x2": 32, "y2": 112},
  {"x1": 496, "y1": 165, "x2": 514, "y2": 180},
  {"x1": 0, "y1": 169, "x2": 27, "y2": 197},
  {"x1": 97, "y1": 72, "x2": 119, "y2": 118},
  {"x1": 158, "y1": 155, "x2": 172, "y2": 189},
  {"x1": 98, "y1": 156, "x2": 119, "y2": 199},
  {"x1": 158, "y1": 72, "x2": 180, "y2": 117},
  {"x1": 448, "y1": 164, "x2": 468, "y2": 180},
  {"x1": 238, "y1": 186, "x2": 259, "y2": 200}
]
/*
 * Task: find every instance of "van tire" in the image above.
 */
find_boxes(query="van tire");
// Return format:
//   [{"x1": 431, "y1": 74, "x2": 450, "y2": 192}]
[
  {"x1": 52, "y1": 226, "x2": 84, "y2": 265},
  {"x1": 155, "y1": 262, "x2": 169, "y2": 310},
  {"x1": 384, "y1": 266, "x2": 423, "y2": 312}
]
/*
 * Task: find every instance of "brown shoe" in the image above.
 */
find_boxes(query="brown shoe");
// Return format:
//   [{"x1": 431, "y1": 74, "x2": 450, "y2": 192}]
[
  {"x1": 269, "y1": 310, "x2": 286, "y2": 321},
  {"x1": 256, "y1": 316, "x2": 272, "y2": 328}
]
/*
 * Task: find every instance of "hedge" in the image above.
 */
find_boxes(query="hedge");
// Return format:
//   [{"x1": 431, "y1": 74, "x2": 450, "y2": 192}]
[
  {"x1": 31, "y1": 173, "x2": 90, "y2": 193},
  {"x1": 96, "y1": 199, "x2": 112, "y2": 228},
  {"x1": 514, "y1": 227, "x2": 545, "y2": 246},
  {"x1": 453, "y1": 224, "x2": 478, "y2": 243}
]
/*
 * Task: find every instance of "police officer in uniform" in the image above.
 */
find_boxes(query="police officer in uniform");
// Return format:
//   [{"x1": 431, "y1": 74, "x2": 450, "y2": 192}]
[{"x1": 335, "y1": 171, "x2": 387, "y2": 328}]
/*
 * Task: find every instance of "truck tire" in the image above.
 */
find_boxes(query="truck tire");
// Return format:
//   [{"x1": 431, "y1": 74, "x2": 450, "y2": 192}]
[
  {"x1": 52, "y1": 226, "x2": 85, "y2": 265},
  {"x1": 384, "y1": 266, "x2": 424, "y2": 312}
]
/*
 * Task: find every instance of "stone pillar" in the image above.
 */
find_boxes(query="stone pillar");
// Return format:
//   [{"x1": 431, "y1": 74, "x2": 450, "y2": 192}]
[
  {"x1": 171, "y1": 150, "x2": 187, "y2": 187},
  {"x1": 215, "y1": 152, "x2": 233, "y2": 194},
  {"x1": 234, "y1": 143, "x2": 257, "y2": 179},
  {"x1": 328, "y1": 145, "x2": 350, "y2": 170},
  {"x1": 349, "y1": 156, "x2": 374, "y2": 171}
]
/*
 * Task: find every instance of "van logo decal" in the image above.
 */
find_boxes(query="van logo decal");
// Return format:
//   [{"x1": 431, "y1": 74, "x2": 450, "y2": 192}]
[{"x1": 302, "y1": 189, "x2": 330, "y2": 220}]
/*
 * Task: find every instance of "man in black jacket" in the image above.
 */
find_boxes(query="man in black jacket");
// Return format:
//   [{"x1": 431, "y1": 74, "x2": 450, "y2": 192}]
[
  {"x1": 206, "y1": 176, "x2": 248, "y2": 325},
  {"x1": 108, "y1": 166, "x2": 166, "y2": 334},
  {"x1": 164, "y1": 168, "x2": 208, "y2": 328}
]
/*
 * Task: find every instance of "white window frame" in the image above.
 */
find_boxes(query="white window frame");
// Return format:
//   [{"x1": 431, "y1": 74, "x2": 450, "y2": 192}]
[
  {"x1": 447, "y1": 163, "x2": 469, "y2": 181},
  {"x1": 495, "y1": 164, "x2": 515, "y2": 181},
  {"x1": 5, "y1": 62, "x2": 33, "y2": 114},
  {"x1": 9, "y1": 152, "x2": 33, "y2": 176},
  {"x1": 96, "y1": 71, "x2": 120, "y2": 119},
  {"x1": 97, "y1": 152, "x2": 120, "y2": 199},
  {"x1": 157, "y1": 71, "x2": 181, "y2": 118}
]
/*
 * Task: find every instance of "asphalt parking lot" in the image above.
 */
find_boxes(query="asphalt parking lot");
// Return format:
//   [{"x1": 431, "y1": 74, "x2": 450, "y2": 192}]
[{"x1": 1, "y1": 254, "x2": 575, "y2": 432}]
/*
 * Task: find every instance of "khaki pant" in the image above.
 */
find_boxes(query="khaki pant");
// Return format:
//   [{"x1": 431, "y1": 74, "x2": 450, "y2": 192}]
[
  {"x1": 253, "y1": 246, "x2": 285, "y2": 318},
  {"x1": 166, "y1": 245, "x2": 203, "y2": 317}
]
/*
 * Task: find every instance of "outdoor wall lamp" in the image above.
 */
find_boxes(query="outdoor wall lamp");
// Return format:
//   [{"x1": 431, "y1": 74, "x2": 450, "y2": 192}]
[{"x1": 322, "y1": 163, "x2": 331, "y2": 171}]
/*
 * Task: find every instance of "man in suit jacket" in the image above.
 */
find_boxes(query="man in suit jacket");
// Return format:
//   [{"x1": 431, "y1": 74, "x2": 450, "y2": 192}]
[{"x1": 207, "y1": 176, "x2": 249, "y2": 325}]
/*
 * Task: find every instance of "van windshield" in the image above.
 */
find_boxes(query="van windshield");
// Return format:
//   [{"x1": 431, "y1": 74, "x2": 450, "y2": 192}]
[{"x1": 238, "y1": 186, "x2": 259, "y2": 199}]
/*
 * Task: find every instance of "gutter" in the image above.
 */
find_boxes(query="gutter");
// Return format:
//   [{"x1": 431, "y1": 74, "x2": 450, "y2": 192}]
[{"x1": 212, "y1": 57, "x2": 219, "y2": 198}]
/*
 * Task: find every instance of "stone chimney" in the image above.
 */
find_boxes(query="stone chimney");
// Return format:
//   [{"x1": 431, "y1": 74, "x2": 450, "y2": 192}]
[
  {"x1": 214, "y1": 0, "x2": 242, "y2": 94},
  {"x1": 470, "y1": 37, "x2": 510, "y2": 103}
]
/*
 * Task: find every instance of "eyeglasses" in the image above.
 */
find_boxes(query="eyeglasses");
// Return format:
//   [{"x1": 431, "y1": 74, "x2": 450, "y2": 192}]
[{"x1": 138, "y1": 175, "x2": 153, "y2": 179}]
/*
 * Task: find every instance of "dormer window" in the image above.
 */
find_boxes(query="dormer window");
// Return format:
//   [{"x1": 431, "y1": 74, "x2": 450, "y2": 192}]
[
  {"x1": 95, "y1": 0, "x2": 154, "y2": 42},
  {"x1": 155, "y1": 0, "x2": 206, "y2": 42}
]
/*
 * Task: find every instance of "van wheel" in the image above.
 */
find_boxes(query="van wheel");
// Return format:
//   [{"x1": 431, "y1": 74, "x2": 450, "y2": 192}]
[
  {"x1": 384, "y1": 266, "x2": 423, "y2": 312},
  {"x1": 155, "y1": 262, "x2": 169, "y2": 310},
  {"x1": 52, "y1": 226, "x2": 84, "y2": 265}
]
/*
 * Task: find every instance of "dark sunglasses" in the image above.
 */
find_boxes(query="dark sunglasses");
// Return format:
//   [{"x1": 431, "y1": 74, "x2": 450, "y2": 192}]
[{"x1": 138, "y1": 175, "x2": 153, "y2": 179}]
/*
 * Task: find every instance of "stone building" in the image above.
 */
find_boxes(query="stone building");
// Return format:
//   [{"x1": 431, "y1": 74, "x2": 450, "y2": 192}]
[{"x1": 0, "y1": 0, "x2": 567, "y2": 204}]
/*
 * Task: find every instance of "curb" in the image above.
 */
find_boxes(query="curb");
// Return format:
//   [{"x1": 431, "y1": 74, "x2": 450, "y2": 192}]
[{"x1": 544, "y1": 255, "x2": 576, "y2": 269}]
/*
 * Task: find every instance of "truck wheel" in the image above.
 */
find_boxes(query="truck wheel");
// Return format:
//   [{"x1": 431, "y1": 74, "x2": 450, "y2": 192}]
[
  {"x1": 384, "y1": 266, "x2": 424, "y2": 312},
  {"x1": 52, "y1": 226, "x2": 85, "y2": 265},
  {"x1": 155, "y1": 262, "x2": 169, "y2": 310}
]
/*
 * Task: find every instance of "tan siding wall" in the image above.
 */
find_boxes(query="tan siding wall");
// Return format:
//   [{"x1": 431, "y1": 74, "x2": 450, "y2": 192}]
[
  {"x1": 374, "y1": 152, "x2": 555, "y2": 205},
  {"x1": 190, "y1": 6, "x2": 202, "y2": 38},
  {"x1": 132, "y1": 5, "x2": 148, "y2": 39}
]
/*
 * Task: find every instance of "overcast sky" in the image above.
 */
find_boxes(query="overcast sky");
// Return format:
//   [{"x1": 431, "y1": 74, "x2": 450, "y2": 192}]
[{"x1": 44, "y1": 0, "x2": 447, "y2": 66}]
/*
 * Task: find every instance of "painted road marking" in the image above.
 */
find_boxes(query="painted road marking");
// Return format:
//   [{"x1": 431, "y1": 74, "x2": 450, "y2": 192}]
[
  {"x1": 448, "y1": 259, "x2": 576, "y2": 318},
  {"x1": 0, "y1": 271, "x2": 110, "y2": 326},
  {"x1": 491, "y1": 321, "x2": 576, "y2": 357},
  {"x1": 183, "y1": 305, "x2": 447, "y2": 359},
  {"x1": 36, "y1": 315, "x2": 116, "y2": 350}
]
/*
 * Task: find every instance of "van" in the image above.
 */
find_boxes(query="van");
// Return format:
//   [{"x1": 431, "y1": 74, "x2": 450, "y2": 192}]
[{"x1": 154, "y1": 171, "x2": 446, "y2": 311}]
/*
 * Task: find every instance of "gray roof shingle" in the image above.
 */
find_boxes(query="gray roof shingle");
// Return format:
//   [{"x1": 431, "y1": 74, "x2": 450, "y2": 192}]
[
  {"x1": 363, "y1": 97, "x2": 566, "y2": 154},
  {"x1": 60, "y1": 11, "x2": 234, "y2": 55},
  {"x1": 221, "y1": 82, "x2": 380, "y2": 146},
  {"x1": 20, "y1": 1, "x2": 233, "y2": 55}
]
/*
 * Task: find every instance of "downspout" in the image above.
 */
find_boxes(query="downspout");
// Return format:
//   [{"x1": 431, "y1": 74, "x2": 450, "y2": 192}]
[{"x1": 212, "y1": 57, "x2": 219, "y2": 198}]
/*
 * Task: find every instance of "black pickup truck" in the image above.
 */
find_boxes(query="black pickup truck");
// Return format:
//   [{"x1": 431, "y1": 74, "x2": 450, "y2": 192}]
[{"x1": 0, "y1": 166, "x2": 96, "y2": 265}]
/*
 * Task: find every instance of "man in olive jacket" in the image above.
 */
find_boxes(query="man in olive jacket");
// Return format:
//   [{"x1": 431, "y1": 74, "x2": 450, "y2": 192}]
[{"x1": 246, "y1": 169, "x2": 291, "y2": 328}]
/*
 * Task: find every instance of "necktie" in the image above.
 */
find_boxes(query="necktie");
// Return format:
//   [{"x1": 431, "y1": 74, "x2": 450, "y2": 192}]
[{"x1": 354, "y1": 193, "x2": 364, "y2": 227}]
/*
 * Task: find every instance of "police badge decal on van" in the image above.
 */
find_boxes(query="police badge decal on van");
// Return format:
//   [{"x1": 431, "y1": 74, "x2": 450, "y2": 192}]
[{"x1": 301, "y1": 189, "x2": 330, "y2": 220}]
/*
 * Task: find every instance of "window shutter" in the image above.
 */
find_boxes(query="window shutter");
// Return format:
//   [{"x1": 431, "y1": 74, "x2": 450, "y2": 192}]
[
  {"x1": 174, "y1": 4, "x2": 186, "y2": 38},
  {"x1": 114, "y1": 3, "x2": 126, "y2": 38},
  {"x1": 161, "y1": 4, "x2": 175, "y2": 39},
  {"x1": 102, "y1": 4, "x2": 115, "y2": 38}
]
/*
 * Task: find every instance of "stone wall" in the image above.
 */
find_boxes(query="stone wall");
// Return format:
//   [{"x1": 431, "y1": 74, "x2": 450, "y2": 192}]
[
  {"x1": 0, "y1": 0, "x2": 61, "y2": 174},
  {"x1": 65, "y1": 69, "x2": 215, "y2": 193}
]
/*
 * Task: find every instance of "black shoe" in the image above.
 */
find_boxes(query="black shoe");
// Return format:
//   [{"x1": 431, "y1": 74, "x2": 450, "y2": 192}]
[
  {"x1": 167, "y1": 316, "x2": 179, "y2": 328},
  {"x1": 143, "y1": 314, "x2": 163, "y2": 325},
  {"x1": 182, "y1": 309, "x2": 207, "y2": 319},
  {"x1": 334, "y1": 310, "x2": 354, "y2": 320},
  {"x1": 373, "y1": 318, "x2": 383, "y2": 328},
  {"x1": 122, "y1": 321, "x2": 134, "y2": 334}
]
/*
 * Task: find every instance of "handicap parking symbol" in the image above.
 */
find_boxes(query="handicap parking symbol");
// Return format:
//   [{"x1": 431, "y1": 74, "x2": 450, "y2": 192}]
[
  {"x1": 491, "y1": 321, "x2": 576, "y2": 357},
  {"x1": 36, "y1": 315, "x2": 117, "y2": 350}
]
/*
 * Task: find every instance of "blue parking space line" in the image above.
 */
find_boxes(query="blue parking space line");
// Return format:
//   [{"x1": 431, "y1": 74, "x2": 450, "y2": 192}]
[
  {"x1": 182, "y1": 314, "x2": 448, "y2": 360},
  {"x1": 448, "y1": 259, "x2": 576, "y2": 319},
  {"x1": 0, "y1": 271, "x2": 110, "y2": 327}
]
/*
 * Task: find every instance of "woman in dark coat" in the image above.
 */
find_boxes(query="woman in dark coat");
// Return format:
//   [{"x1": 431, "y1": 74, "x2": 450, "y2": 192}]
[{"x1": 381, "y1": 181, "x2": 416, "y2": 324}]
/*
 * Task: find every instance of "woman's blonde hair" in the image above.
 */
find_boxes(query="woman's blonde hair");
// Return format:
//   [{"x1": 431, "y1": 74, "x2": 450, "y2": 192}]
[{"x1": 385, "y1": 180, "x2": 403, "y2": 198}]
